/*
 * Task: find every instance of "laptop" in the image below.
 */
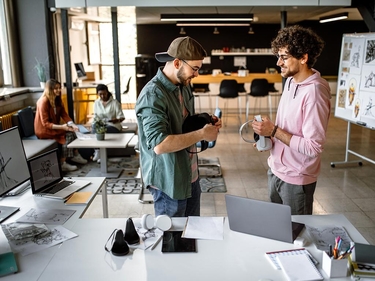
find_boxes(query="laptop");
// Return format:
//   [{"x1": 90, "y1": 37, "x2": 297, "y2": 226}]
[
  {"x1": 27, "y1": 148, "x2": 91, "y2": 199},
  {"x1": 225, "y1": 195, "x2": 305, "y2": 243}
]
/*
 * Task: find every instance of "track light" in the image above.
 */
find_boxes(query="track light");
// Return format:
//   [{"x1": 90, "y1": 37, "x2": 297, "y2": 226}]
[
  {"x1": 176, "y1": 22, "x2": 250, "y2": 27},
  {"x1": 319, "y1": 12, "x2": 348, "y2": 23},
  {"x1": 161, "y1": 13, "x2": 253, "y2": 22},
  {"x1": 213, "y1": 27, "x2": 220, "y2": 34},
  {"x1": 179, "y1": 27, "x2": 186, "y2": 35}
]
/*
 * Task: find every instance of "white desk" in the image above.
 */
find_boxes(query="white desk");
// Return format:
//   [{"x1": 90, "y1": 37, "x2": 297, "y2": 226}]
[
  {"x1": 36, "y1": 214, "x2": 367, "y2": 281},
  {"x1": 0, "y1": 177, "x2": 106, "y2": 281},
  {"x1": 68, "y1": 133, "x2": 134, "y2": 178}
]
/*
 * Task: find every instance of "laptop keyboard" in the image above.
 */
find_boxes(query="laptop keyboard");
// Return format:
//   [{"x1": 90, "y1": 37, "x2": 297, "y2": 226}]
[{"x1": 48, "y1": 180, "x2": 74, "y2": 194}]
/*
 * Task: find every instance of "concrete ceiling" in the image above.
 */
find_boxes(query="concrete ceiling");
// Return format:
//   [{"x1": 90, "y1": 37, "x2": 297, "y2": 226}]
[{"x1": 135, "y1": 6, "x2": 362, "y2": 25}]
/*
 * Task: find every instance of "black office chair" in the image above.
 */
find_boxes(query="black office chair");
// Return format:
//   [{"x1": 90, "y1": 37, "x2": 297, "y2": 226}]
[
  {"x1": 122, "y1": 76, "x2": 132, "y2": 109},
  {"x1": 191, "y1": 83, "x2": 211, "y2": 113},
  {"x1": 15, "y1": 106, "x2": 38, "y2": 140},
  {"x1": 268, "y1": 82, "x2": 281, "y2": 119},
  {"x1": 122, "y1": 76, "x2": 132, "y2": 95},
  {"x1": 216, "y1": 79, "x2": 241, "y2": 126},
  {"x1": 246, "y1": 78, "x2": 271, "y2": 122}
]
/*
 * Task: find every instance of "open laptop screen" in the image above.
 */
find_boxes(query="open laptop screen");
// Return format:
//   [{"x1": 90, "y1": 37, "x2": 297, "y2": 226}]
[{"x1": 27, "y1": 149, "x2": 63, "y2": 193}]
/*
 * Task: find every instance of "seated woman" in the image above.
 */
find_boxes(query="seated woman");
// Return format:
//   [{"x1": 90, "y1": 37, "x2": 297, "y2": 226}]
[
  {"x1": 34, "y1": 79, "x2": 87, "y2": 172},
  {"x1": 92, "y1": 84, "x2": 125, "y2": 162}
]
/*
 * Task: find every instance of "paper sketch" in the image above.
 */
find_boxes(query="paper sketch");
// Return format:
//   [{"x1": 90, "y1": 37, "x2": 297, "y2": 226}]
[
  {"x1": 135, "y1": 226, "x2": 163, "y2": 250},
  {"x1": 365, "y1": 39, "x2": 375, "y2": 64},
  {"x1": 305, "y1": 225, "x2": 352, "y2": 252},
  {"x1": 16, "y1": 208, "x2": 76, "y2": 225},
  {"x1": 5, "y1": 225, "x2": 78, "y2": 256}
]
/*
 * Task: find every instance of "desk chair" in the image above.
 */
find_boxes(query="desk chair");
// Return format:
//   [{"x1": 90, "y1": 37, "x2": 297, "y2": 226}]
[
  {"x1": 268, "y1": 83, "x2": 281, "y2": 119},
  {"x1": 216, "y1": 79, "x2": 241, "y2": 126},
  {"x1": 191, "y1": 83, "x2": 211, "y2": 113},
  {"x1": 122, "y1": 76, "x2": 132, "y2": 109},
  {"x1": 245, "y1": 78, "x2": 271, "y2": 122},
  {"x1": 196, "y1": 108, "x2": 223, "y2": 177},
  {"x1": 14, "y1": 106, "x2": 38, "y2": 140}
]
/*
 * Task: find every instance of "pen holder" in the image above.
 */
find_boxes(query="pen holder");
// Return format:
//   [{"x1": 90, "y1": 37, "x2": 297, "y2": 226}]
[{"x1": 322, "y1": 251, "x2": 349, "y2": 278}]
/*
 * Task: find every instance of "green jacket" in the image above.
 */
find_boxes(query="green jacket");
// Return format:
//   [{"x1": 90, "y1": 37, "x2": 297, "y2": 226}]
[{"x1": 135, "y1": 68, "x2": 195, "y2": 200}]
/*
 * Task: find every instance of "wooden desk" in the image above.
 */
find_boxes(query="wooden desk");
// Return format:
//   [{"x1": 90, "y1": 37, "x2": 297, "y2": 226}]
[
  {"x1": 37, "y1": 215, "x2": 367, "y2": 281},
  {"x1": 67, "y1": 133, "x2": 134, "y2": 179},
  {"x1": 192, "y1": 73, "x2": 282, "y2": 84}
]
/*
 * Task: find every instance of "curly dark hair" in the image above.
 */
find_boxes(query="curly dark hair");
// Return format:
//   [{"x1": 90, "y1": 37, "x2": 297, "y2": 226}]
[{"x1": 271, "y1": 25, "x2": 325, "y2": 68}]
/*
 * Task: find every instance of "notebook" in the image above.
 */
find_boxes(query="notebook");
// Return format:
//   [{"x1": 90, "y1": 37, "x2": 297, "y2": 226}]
[
  {"x1": 277, "y1": 254, "x2": 323, "y2": 281},
  {"x1": 225, "y1": 195, "x2": 305, "y2": 243},
  {"x1": 27, "y1": 149, "x2": 90, "y2": 199}
]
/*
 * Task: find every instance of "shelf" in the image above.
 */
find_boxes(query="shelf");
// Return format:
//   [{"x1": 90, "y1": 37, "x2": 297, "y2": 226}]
[{"x1": 211, "y1": 52, "x2": 274, "y2": 56}]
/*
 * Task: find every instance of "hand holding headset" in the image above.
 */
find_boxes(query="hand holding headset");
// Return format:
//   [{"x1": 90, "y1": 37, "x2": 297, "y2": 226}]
[{"x1": 239, "y1": 115, "x2": 272, "y2": 151}]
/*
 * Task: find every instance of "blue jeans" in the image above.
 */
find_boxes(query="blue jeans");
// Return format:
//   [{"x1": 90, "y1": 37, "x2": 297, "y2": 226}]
[{"x1": 148, "y1": 179, "x2": 201, "y2": 217}]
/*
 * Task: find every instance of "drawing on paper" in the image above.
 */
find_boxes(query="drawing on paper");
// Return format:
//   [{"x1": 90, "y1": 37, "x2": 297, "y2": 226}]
[
  {"x1": 348, "y1": 78, "x2": 357, "y2": 106},
  {"x1": 305, "y1": 225, "x2": 352, "y2": 252},
  {"x1": 351, "y1": 45, "x2": 361, "y2": 68},
  {"x1": 338, "y1": 89, "x2": 346, "y2": 108},
  {"x1": 364, "y1": 97, "x2": 375, "y2": 117},
  {"x1": 16, "y1": 208, "x2": 76, "y2": 225},
  {"x1": 366, "y1": 39, "x2": 375, "y2": 63},
  {"x1": 354, "y1": 99, "x2": 361, "y2": 118}
]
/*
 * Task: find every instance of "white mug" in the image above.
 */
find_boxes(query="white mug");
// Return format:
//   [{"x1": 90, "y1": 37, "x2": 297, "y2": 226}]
[{"x1": 212, "y1": 69, "x2": 222, "y2": 76}]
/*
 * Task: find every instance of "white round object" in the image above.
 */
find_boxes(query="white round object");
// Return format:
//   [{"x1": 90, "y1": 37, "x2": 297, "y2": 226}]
[
  {"x1": 141, "y1": 214, "x2": 154, "y2": 230},
  {"x1": 155, "y1": 215, "x2": 172, "y2": 231}
]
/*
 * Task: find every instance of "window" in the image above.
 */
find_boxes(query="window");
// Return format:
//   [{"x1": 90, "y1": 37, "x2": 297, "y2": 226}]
[{"x1": 0, "y1": 0, "x2": 12, "y2": 86}]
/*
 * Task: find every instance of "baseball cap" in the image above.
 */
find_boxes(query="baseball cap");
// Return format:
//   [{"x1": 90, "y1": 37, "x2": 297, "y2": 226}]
[{"x1": 155, "y1": 36, "x2": 207, "y2": 62}]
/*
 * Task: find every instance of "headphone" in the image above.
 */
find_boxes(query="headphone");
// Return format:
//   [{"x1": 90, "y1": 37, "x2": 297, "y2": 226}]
[
  {"x1": 239, "y1": 115, "x2": 272, "y2": 151},
  {"x1": 141, "y1": 214, "x2": 172, "y2": 231}
]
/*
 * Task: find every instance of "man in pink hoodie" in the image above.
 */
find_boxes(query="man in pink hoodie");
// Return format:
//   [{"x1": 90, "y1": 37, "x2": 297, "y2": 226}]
[{"x1": 252, "y1": 25, "x2": 331, "y2": 215}]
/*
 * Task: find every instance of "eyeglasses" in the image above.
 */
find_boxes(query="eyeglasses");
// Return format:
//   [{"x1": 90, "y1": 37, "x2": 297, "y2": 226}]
[
  {"x1": 181, "y1": 59, "x2": 200, "y2": 73},
  {"x1": 276, "y1": 54, "x2": 292, "y2": 62}
]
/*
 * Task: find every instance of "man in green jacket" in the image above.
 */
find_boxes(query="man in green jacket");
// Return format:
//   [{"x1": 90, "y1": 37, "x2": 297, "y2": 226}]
[{"x1": 136, "y1": 36, "x2": 221, "y2": 217}]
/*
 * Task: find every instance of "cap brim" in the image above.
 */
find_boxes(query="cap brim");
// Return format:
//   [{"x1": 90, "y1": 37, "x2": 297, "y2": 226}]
[{"x1": 155, "y1": 52, "x2": 174, "y2": 62}]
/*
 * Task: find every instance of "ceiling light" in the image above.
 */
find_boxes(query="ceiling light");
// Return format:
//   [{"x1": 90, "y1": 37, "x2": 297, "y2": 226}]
[
  {"x1": 213, "y1": 27, "x2": 220, "y2": 35},
  {"x1": 176, "y1": 22, "x2": 250, "y2": 27},
  {"x1": 319, "y1": 12, "x2": 348, "y2": 23},
  {"x1": 179, "y1": 27, "x2": 186, "y2": 35},
  {"x1": 161, "y1": 13, "x2": 253, "y2": 22}
]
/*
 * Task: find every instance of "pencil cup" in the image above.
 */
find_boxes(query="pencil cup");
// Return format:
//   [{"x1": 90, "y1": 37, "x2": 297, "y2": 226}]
[{"x1": 322, "y1": 251, "x2": 348, "y2": 278}]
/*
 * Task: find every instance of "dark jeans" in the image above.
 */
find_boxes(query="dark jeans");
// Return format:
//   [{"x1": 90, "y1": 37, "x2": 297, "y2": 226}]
[{"x1": 148, "y1": 179, "x2": 201, "y2": 217}]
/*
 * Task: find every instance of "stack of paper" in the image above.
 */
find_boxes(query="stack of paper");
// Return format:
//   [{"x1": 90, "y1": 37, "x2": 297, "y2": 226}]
[{"x1": 276, "y1": 253, "x2": 323, "y2": 281}]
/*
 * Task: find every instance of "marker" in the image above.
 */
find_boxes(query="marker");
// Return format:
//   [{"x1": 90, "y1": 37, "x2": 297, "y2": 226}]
[{"x1": 356, "y1": 121, "x2": 367, "y2": 126}]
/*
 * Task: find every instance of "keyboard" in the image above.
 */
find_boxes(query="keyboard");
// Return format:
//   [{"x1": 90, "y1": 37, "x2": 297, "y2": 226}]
[{"x1": 47, "y1": 180, "x2": 74, "y2": 194}]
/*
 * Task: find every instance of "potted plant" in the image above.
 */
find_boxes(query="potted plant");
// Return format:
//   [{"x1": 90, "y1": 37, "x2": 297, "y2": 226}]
[
  {"x1": 34, "y1": 58, "x2": 46, "y2": 88},
  {"x1": 93, "y1": 114, "x2": 107, "y2": 140}
]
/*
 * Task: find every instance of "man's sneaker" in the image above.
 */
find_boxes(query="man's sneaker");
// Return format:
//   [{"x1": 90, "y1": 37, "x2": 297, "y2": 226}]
[
  {"x1": 92, "y1": 149, "x2": 100, "y2": 162},
  {"x1": 71, "y1": 154, "x2": 88, "y2": 164},
  {"x1": 61, "y1": 162, "x2": 78, "y2": 172}
]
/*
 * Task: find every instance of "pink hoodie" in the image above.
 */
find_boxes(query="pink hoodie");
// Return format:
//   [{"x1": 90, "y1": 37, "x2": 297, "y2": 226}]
[{"x1": 269, "y1": 69, "x2": 331, "y2": 185}]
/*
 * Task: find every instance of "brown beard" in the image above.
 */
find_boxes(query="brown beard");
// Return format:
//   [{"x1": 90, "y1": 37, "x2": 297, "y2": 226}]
[{"x1": 177, "y1": 68, "x2": 194, "y2": 86}]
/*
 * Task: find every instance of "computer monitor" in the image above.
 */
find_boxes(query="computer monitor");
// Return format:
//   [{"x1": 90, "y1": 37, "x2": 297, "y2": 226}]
[
  {"x1": 74, "y1": 62, "x2": 87, "y2": 80},
  {"x1": 0, "y1": 127, "x2": 30, "y2": 197}
]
